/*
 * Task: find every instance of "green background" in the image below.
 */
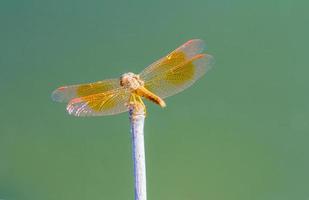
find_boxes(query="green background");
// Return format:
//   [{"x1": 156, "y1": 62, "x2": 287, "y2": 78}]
[{"x1": 0, "y1": 0, "x2": 308, "y2": 200}]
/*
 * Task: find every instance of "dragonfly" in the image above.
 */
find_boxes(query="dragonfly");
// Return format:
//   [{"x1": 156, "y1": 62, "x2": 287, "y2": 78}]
[{"x1": 52, "y1": 39, "x2": 214, "y2": 117}]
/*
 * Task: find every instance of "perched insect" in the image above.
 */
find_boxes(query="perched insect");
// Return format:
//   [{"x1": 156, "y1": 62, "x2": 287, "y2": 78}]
[{"x1": 52, "y1": 39, "x2": 214, "y2": 116}]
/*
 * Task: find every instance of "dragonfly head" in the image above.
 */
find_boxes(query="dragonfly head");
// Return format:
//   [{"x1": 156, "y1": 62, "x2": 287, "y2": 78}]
[{"x1": 120, "y1": 72, "x2": 144, "y2": 90}]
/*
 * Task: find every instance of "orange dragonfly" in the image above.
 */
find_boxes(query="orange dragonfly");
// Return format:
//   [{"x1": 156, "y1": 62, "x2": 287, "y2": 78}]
[{"x1": 52, "y1": 39, "x2": 214, "y2": 116}]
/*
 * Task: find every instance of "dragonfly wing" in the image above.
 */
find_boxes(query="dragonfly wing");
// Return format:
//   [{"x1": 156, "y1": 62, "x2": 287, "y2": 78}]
[
  {"x1": 140, "y1": 39, "x2": 205, "y2": 81},
  {"x1": 52, "y1": 79, "x2": 120, "y2": 103},
  {"x1": 66, "y1": 87, "x2": 131, "y2": 117},
  {"x1": 139, "y1": 40, "x2": 214, "y2": 99}
]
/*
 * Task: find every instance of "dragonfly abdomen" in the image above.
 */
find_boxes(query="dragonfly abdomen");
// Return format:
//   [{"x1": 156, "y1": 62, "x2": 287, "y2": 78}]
[{"x1": 135, "y1": 87, "x2": 166, "y2": 108}]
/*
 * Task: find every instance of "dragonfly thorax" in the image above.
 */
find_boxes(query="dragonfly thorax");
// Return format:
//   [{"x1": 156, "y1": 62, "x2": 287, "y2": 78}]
[{"x1": 120, "y1": 72, "x2": 144, "y2": 90}]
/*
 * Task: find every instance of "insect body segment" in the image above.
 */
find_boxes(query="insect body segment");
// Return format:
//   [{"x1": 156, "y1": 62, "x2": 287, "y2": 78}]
[
  {"x1": 134, "y1": 86, "x2": 166, "y2": 108},
  {"x1": 120, "y1": 72, "x2": 144, "y2": 90},
  {"x1": 120, "y1": 72, "x2": 166, "y2": 108}
]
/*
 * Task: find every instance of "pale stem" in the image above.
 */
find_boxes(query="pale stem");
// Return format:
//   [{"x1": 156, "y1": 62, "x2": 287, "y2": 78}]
[{"x1": 129, "y1": 102, "x2": 147, "y2": 200}]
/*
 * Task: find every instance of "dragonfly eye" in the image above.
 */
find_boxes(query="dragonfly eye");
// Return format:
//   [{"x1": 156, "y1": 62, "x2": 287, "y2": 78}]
[
  {"x1": 119, "y1": 78, "x2": 124, "y2": 86},
  {"x1": 120, "y1": 72, "x2": 139, "y2": 88}
]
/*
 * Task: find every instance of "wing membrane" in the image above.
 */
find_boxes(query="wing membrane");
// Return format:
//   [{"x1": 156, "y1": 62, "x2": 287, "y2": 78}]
[
  {"x1": 140, "y1": 39, "x2": 214, "y2": 98},
  {"x1": 52, "y1": 79, "x2": 120, "y2": 103},
  {"x1": 143, "y1": 54, "x2": 214, "y2": 98},
  {"x1": 67, "y1": 88, "x2": 130, "y2": 116},
  {"x1": 140, "y1": 39, "x2": 205, "y2": 81}
]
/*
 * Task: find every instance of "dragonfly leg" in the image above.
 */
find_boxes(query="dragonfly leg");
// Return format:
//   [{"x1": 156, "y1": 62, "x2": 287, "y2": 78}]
[
  {"x1": 136, "y1": 95, "x2": 146, "y2": 115},
  {"x1": 128, "y1": 93, "x2": 136, "y2": 104},
  {"x1": 127, "y1": 94, "x2": 146, "y2": 115}
]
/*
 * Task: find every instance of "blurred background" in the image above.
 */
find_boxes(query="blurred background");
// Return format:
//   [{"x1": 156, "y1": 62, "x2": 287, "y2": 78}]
[{"x1": 0, "y1": 0, "x2": 308, "y2": 200}]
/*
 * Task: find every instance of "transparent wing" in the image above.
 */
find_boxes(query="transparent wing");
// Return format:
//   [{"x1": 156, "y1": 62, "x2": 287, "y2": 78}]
[
  {"x1": 139, "y1": 39, "x2": 214, "y2": 98},
  {"x1": 142, "y1": 54, "x2": 214, "y2": 98},
  {"x1": 52, "y1": 79, "x2": 120, "y2": 103},
  {"x1": 66, "y1": 88, "x2": 131, "y2": 117},
  {"x1": 140, "y1": 39, "x2": 205, "y2": 81}
]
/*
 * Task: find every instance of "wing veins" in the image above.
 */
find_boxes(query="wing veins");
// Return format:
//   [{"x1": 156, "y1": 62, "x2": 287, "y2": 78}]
[{"x1": 143, "y1": 54, "x2": 203, "y2": 85}]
